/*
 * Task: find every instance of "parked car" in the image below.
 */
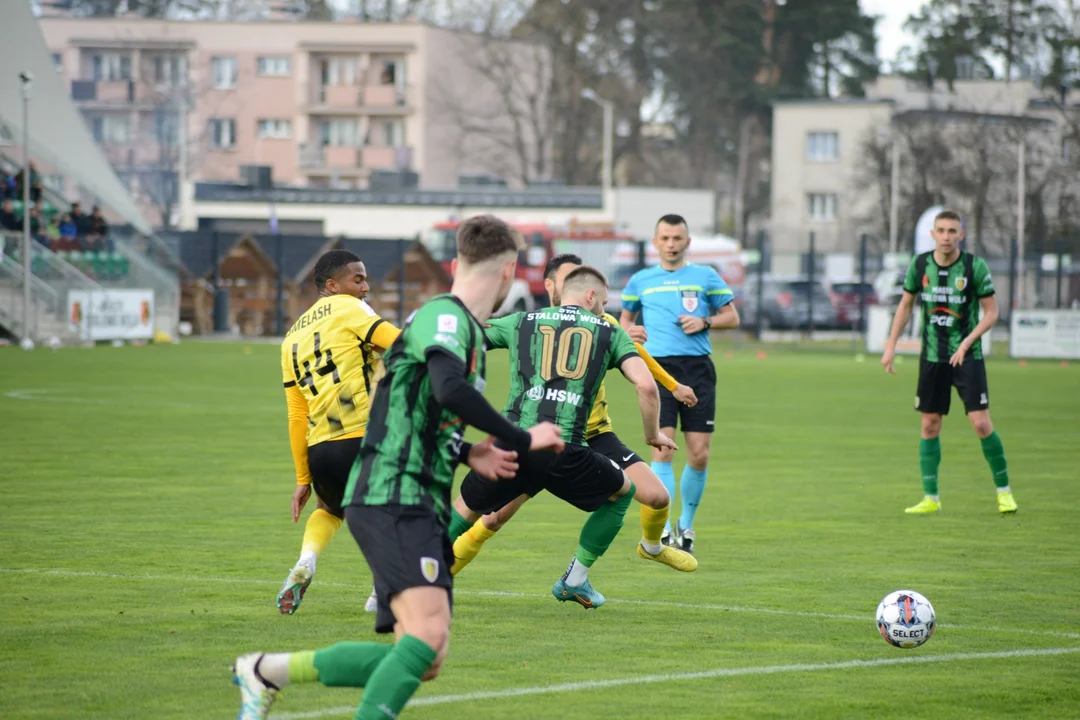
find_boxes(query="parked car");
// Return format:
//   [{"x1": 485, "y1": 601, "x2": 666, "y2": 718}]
[
  {"x1": 830, "y1": 280, "x2": 879, "y2": 329},
  {"x1": 742, "y1": 276, "x2": 839, "y2": 329}
]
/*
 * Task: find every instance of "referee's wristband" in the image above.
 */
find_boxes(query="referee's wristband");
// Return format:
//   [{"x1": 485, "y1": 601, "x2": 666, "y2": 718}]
[{"x1": 701, "y1": 316, "x2": 712, "y2": 332}]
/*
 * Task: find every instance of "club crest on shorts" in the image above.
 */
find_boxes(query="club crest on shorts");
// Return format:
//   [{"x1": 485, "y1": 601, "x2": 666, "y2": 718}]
[
  {"x1": 955, "y1": 277, "x2": 968, "y2": 291},
  {"x1": 420, "y1": 556, "x2": 439, "y2": 583},
  {"x1": 681, "y1": 290, "x2": 699, "y2": 313}
]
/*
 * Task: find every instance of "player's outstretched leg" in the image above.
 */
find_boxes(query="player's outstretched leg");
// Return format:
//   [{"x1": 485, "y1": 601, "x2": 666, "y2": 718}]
[
  {"x1": 277, "y1": 505, "x2": 342, "y2": 615},
  {"x1": 627, "y1": 462, "x2": 697, "y2": 572},
  {"x1": 451, "y1": 494, "x2": 530, "y2": 575},
  {"x1": 907, "y1": 414, "x2": 943, "y2": 514},
  {"x1": 553, "y1": 481, "x2": 635, "y2": 609},
  {"x1": 970, "y1": 411, "x2": 1017, "y2": 513},
  {"x1": 232, "y1": 641, "x2": 391, "y2": 720}
]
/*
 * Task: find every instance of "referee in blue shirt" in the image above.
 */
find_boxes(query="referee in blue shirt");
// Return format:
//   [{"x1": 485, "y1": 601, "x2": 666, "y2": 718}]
[{"x1": 620, "y1": 214, "x2": 739, "y2": 554}]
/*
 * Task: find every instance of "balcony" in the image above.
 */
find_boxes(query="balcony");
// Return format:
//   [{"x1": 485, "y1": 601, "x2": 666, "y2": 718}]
[
  {"x1": 307, "y1": 84, "x2": 412, "y2": 115},
  {"x1": 71, "y1": 79, "x2": 135, "y2": 104},
  {"x1": 298, "y1": 144, "x2": 413, "y2": 175}
]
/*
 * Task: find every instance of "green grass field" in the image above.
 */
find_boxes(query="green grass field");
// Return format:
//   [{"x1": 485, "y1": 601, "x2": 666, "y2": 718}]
[{"x1": 1, "y1": 340, "x2": 1078, "y2": 719}]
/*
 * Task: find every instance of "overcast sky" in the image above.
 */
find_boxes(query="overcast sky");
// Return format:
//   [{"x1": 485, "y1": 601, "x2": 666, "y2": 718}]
[{"x1": 862, "y1": 0, "x2": 925, "y2": 66}]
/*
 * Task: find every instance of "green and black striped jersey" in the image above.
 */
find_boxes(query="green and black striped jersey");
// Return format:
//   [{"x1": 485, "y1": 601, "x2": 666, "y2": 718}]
[
  {"x1": 344, "y1": 294, "x2": 485, "y2": 523},
  {"x1": 902, "y1": 251, "x2": 995, "y2": 362},
  {"x1": 485, "y1": 305, "x2": 638, "y2": 446}
]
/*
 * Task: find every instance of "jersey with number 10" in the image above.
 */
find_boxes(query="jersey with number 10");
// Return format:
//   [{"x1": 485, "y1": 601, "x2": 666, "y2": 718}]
[
  {"x1": 281, "y1": 294, "x2": 389, "y2": 446},
  {"x1": 485, "y1": 305, "x2": 638, "y2": 446}
]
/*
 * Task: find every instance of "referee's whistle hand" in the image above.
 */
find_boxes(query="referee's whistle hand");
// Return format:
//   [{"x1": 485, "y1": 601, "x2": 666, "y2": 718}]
[{"x1": 678, "y1": 315, "x2": 707, "y2": 334}]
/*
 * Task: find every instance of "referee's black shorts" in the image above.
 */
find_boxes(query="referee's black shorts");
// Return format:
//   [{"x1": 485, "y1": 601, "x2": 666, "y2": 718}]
[
  {"x1": 307, "y1": 436, "x2": 363, "y2": 518},
  {"x1": 655, "y1": 355, "x2": 717, "y2": 433}
]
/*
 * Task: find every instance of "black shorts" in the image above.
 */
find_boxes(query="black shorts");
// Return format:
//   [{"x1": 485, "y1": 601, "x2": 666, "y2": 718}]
[
  {"x1": 656, "y1": 355, "x2": 717, "y2": 433},
  {"x1": 307, "y1": 436, "x2": 364, "y2": 518},
  {"x1": 460, "y1": 443, "x2": 625, "y2": 516},
  {"x1": 587, "y1": 431, "x2": 643, "y2": 470},
  {"x1": 345, "y1": 504, "x2": 454, "y2": 634},
  {"x1": 916, "y1": 358, "x2": 990, "y2": 415}
]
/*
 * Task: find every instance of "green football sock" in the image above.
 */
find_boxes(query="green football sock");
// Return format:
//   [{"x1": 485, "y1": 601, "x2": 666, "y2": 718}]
[
  {"x1": 448, "y1": 506, "x2": 471, "y2": 544},
  {"x1": 354, "y1": 634, "x2": 437, "y2": 720},
  {"x1": 919, "y1": 437, "x2": 941, "y2": 496},
  {"x1": 578, "y1": 483, "x2": 635, "y2": 559},
  {"x1": 308, "y1": 642, "x2": 392, "y2": 687},
  {"x1": 980, "y1": 431, "x2": 1010, "y2": 489}
]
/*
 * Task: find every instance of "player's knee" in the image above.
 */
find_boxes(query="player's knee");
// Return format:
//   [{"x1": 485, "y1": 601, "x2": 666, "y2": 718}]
[
  {"x1": 421, "y1": 639, "x2": 449, "y2": 682},
  {"x1": 409, "y1": 620, "x2": 449, "y2": 663},
  {"x1": 970, "y1": 416, "x2": 993, "y2": 437},
  {"x1": 921, "y1": 414, "x2": 943, "y2": 437},
  {"x1": 687, "y1": 448, "x2": 710, "y2": 470},
  {"x1": 652, "y1": 446, "x2": 674, "y2": 463},
  {"x1": 637, "y1": 479, "x2": 669, "y2": 509}
]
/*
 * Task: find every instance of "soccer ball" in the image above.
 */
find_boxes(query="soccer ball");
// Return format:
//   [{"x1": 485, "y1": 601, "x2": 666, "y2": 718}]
[
  {"x1": 19, "y1": 337, "x2": 35, "y2": 351},
  {"x1": 876, "y1": 590, "x2": 935, "y2": 649}
]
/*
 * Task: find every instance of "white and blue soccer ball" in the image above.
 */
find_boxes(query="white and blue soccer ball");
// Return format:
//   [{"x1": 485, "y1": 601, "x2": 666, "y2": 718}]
[{"x1": 876, "y1": 589, "x2": 935, "y2": 648}]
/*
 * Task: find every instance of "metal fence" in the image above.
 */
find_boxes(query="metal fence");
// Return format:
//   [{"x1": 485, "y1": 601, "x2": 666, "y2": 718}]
[{"x1": 741, "y1": 232, "x2": 1080, "y2": 344}]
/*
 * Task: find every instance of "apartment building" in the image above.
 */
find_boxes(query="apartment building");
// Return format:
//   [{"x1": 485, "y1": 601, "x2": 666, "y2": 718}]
[
  {"x1": 37, "y1": 16, "x2": 550, "y2": 226},
  {"x1": 770, "y1": 76, "x2": 1076, "y2": 254}
]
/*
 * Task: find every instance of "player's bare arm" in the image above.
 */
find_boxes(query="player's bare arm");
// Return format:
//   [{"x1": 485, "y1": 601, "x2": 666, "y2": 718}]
[
  {"x1": 882, "y1": 291, "x2": 917, "y2": 374},
  {"x1": 677, "y1": 303, "x2": 740, "y2": 334},
  {"x1": 620, "y1": 355, "x2": 676, "y2": 451},
  {"x1": 619, "y1": 309, "x2": 638, "y2": 330},
  {"x1": 950, "y1": 295, "x2": 999, "y2": 367}
]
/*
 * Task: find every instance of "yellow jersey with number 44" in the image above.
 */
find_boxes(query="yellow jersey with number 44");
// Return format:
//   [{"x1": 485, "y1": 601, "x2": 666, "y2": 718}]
[{"x1": 281, "y1": 294, "x2": 399, "y2": 446}]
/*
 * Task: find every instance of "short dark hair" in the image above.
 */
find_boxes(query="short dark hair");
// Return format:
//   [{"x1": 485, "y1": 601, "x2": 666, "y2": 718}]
[
  {"x1": 456, "y1": 214, "x2": 524, "y2": 264},
  {"x1": 934, "y1": 210, "x2": 962, "y2": 225},
  {"x1": 562, "y1": 265, "x2": 609, "y2": 293},
  {"x1": 544, "y1": 253, "x2": 582, "y2": 280},
  {"x1": 313, "y1": 249, "x2": 361, "y2": 289},
  {"x1": 656, "y1": 213, "x2": 688, "y2": 229}
]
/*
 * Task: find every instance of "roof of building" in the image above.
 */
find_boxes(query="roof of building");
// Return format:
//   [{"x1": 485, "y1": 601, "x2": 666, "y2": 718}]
[{"x1": 771, "y1": 97, "x2": 895, "y2": 107}]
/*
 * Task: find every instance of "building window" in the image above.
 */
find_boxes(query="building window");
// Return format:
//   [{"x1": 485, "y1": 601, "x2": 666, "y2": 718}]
[
  {"x1": 807, "y1": 131, "x2": 839, "y2": 162},
  {"x1": 91, "y1": 114, "x2": 132, "y2": 143},
  {"x1": 154, "y1": 55, "x2": 188, "y2": 86},
  {"x1": 381, "y1": 119, "x2": 405, "y2": 148},
  {"x1": 257, "y1": 119, "x2": 292, "y2": 139},
  {"x1": 52, "y1": 53, "x2": 63, "y2": 73},
  {"x1": 320, "y1": 57, "x2": 356, "y2": 86},
  {"x1": 257, "y1": 56, "x2": 291, "y2": 77},
  {"x1": 92, "y1": 53, "x2": 131, "y2": 81},
  {"x1": 807, "y1": 193, "x2": 838, "y2": 221},
  {"x1": 208, "y1": 118, "x2": 237, "y2": 149},
  {"x1": 211, "y1": 57, "x2": 237, "y2": 89},
  {"x1": 318, "y1": 119, "x2": 361, "y2": 147},
  {"x1": 1062, "y1": 137, "x2": 1078, "y2": 165},
  {"x1": 154, "y1": 112, "x2": 178, "y2": 144}
]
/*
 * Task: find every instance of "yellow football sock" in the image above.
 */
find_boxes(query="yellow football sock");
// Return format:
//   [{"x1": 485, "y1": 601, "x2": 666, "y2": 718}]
[
  {"x1": 639, "y1": 503, "x2": 669, "y2": 547},
  {"x1": 301, "y1": 508, "x2": 343, "y2": 557},
  {"x1": 451, "y1": 520, "x2": 497, "y2": 576}
]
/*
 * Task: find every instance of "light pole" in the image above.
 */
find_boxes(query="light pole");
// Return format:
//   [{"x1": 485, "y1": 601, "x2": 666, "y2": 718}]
[
  {"x1": 888, "y1": 122, "x2": 900, "y2": 255},
  {"x1": 581, "y1": 89, "x2": 614, "y2": 198},
  {"x1": 19, "y1": 71, "x2": 33, "y2": 341}
]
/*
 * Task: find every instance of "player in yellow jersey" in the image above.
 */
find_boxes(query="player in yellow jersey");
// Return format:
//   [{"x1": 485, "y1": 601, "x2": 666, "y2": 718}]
[
  {"x1": 451, "y1": 254, "x2": 700, "y2": 577},
  {"x1": 276, "y1": 250, "x2": 401, "y2": 614}
]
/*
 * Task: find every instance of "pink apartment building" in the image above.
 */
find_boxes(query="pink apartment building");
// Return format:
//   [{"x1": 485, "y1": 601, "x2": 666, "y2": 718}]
[{"x1": 37, "y1": 16, "x2": 550, "y2": 226}]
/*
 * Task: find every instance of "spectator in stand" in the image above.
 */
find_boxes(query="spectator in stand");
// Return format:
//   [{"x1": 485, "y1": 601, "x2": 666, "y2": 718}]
[
  {"x1": 0, "y1": 172, "x2": 14, "y2": 201},
  {"x1": 0, "y1": 199, "x2": 19, "y2": 231},
  {"x1": 59, "y1": 213, "x2": 77, "y2": 248},
  {"x1": 45, "y1": 214, "x2": 61, "y2": 248},
  {"x1": 15, "y1": 162, "x2": 43, "y2": 205},
  {"x1": 71, "y1": 202, "x2": 91, "y2": 246},
  {"x1": 28, "y1": 203, "x2": 47, "y2": 246},
  {"x1": 87, "y1": 205, "x2": 110, "y2": 251}
]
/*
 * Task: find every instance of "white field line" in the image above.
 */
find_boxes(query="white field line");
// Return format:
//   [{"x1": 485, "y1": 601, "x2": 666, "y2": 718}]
[
  {"x1": 270, "y1": 647, "x2": 1080, "y2": 719},
  {"x1": 3, "y1": 567, "x2": 1077, "y2": 641}
]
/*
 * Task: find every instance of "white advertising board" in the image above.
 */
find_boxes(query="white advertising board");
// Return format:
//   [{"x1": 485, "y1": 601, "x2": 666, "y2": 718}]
[
  {"x1": 1009, "y1": 310, "x2": 1080, "y2": 359},
  {"x1": 68, "y1": 290, "x2": 155, "y2": 341}
]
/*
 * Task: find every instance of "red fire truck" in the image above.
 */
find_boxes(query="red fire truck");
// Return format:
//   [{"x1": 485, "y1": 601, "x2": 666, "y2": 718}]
[{"x1": 420, "y1": 219, "x2": 636, "y2": 315}]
